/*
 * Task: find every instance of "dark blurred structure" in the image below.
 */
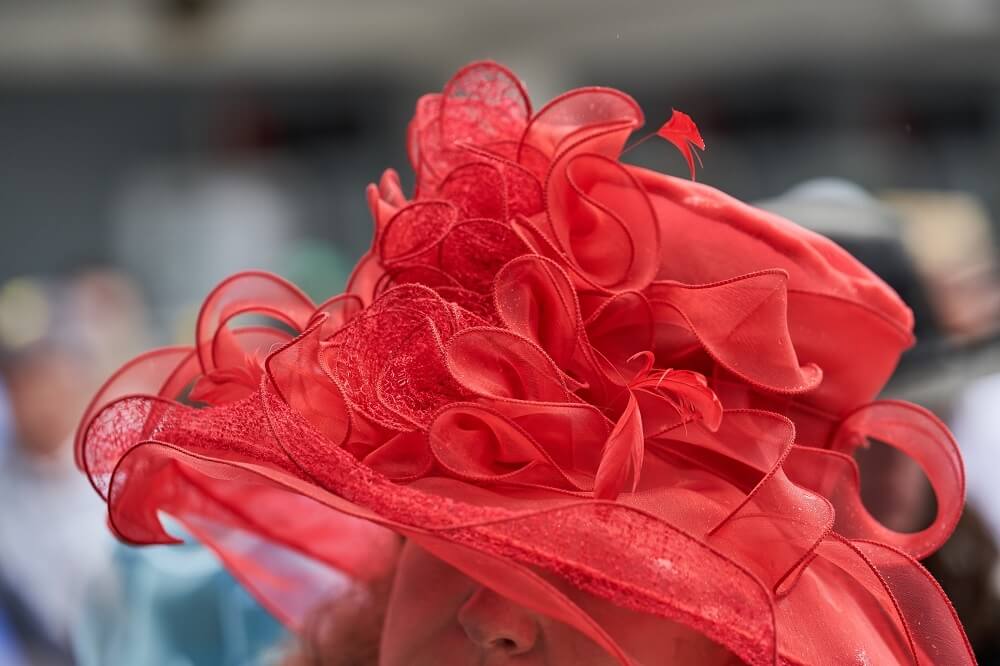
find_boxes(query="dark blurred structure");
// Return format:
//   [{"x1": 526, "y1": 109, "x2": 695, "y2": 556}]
[
  {"x1": 1, "y1": 1, "x2": 998, "y2": 314},
  {"x1": 0, "y1": 1, "x2": 997, "y2": 663}
]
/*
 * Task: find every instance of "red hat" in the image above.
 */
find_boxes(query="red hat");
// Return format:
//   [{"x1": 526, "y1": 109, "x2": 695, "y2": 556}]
[{"x1": 77, "y1": 61, "x2": 973, "y2": 665}]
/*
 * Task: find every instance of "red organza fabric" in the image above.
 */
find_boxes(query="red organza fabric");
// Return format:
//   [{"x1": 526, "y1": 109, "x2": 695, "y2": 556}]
[{"x1": 77, "y1": 61, "x2": 974, "y2": 665}]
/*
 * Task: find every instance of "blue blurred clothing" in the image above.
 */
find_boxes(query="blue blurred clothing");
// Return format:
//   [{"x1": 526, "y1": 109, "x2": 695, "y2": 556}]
[
  {"x1": 0, "y1": 446, "x2": 112, "y2": 651},
  {"x1": 0, "y1": 605, "x2": 27, "y2": 666},
  {"x1": 74, "y1": 536, "x2": 288, "y2": 666}
]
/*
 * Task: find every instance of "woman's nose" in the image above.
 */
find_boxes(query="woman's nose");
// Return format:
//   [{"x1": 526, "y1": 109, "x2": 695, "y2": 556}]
[{"x1": 457, "y1": 586, "x2": 540, "y2": 656}]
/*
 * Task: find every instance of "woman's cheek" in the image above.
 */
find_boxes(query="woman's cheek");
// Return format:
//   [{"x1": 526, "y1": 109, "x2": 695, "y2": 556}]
[{"x1": 379, "y1": 543, "x2": 478, "y2": 665}]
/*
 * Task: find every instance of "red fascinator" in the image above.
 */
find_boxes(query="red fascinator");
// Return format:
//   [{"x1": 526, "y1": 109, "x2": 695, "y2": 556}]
[{"x1": 78, "y1": 62, "x2": 974, "y2": 665}]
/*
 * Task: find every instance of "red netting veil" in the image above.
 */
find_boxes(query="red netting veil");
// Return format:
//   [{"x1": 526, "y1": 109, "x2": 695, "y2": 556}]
[{"x1": 76, "y1": 61, "x2": 975, "y2": 665}]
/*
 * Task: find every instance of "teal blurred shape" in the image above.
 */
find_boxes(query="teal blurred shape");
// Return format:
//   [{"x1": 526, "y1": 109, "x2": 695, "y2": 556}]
[
  {"x1": 74, "y1": 533, "x2": 288, "y2": 666},
  {"x1": 279, "y1": 239, "x2": 353, "y2": 304}
]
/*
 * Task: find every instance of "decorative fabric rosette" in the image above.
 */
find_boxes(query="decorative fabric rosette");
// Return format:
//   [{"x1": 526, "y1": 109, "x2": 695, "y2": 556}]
[{"x1": 77, "y1": 62, "x2": 974, "y2": 665}]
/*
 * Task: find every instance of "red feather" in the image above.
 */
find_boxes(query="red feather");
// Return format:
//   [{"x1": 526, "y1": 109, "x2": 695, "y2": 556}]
[
  {"x1": 656, "y1": 109, "x2": 706, "y2": 180},
  {"x1": 594, "y1": 392, "x2": 645, "y2": 500}
]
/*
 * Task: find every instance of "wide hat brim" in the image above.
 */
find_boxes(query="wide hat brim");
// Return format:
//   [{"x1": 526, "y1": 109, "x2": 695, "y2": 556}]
[{"x1": 79, "y1": 360, "x2": 971, "y2": 665}]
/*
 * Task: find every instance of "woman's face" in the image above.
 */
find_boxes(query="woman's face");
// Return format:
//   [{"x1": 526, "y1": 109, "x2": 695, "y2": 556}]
[{"x1": 379, "y1": 541, "x2": 742, "y2": 666}]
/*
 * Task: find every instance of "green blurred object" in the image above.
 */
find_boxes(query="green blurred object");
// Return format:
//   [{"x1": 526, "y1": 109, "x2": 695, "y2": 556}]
[
  {"x1": 74, "y1": 532, "x2": 288, "y2": 666},
  {"x1": 279, "y1": 240, "x2": 353, "y2": 304}
]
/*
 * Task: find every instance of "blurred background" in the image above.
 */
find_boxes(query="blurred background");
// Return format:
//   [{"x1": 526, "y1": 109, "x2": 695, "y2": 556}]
[{"x1": 0, "y1": 0, "x2": 998, "y2": 664}]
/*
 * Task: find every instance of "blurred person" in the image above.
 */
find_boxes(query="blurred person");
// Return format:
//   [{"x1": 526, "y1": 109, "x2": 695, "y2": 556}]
[
  {"x1": 0, "y1": 271, "x2": 152, "y2": 663},
  {"x1": 0, "y1": 377, "x2": 26, "y2": 664},
  {"x1": 77, "y1": 62, "x2": 974, "y2": 665},
  {"x1": 880, "y1": 190, "x2": 1000, "y2": 343},
  {"x1": 40, "y1": 270, "x2": 293, "y2": 666},
  {"x1": 0, "y1": 341, "x2": 111, "y2": 664}
]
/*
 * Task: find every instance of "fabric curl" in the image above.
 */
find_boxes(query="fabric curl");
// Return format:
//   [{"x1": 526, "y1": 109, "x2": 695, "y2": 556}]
[{"x1": 77, "y1": 60, "x2": 974, "y2": 666}]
